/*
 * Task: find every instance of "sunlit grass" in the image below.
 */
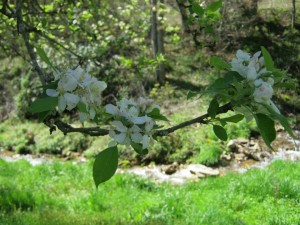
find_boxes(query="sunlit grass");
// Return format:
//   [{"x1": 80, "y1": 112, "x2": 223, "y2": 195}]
[{"x1": 0, "y1": 159, "x2": 299, "y2": 224}]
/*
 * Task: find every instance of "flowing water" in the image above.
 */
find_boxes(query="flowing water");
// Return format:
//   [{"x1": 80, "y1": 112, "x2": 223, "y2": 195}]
[{"x1": 1, "y1": 130, "x2": 299, "y2": 185}]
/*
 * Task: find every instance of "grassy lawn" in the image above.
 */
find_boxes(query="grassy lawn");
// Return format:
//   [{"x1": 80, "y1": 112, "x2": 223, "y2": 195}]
[{"x1": 0, "y1": 159, "x2": 299, "y2": 225}]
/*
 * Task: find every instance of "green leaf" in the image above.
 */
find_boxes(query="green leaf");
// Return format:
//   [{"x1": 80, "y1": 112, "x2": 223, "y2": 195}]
[
  {"x1": 267, "y1": 108, "x2": 295, "y2": 139},
  {"x1": 153, "y1": 124, "x2": 164, "y2": 130},
  {"x1": 207, "y1": 0, "x2": 222, "y2": 12},
  {"x1": 148, "y1": 108, "x2": 168, "y2": 121},
  {"x1": 192, "y1": 3, "x2": 204, "y2": 17},
  {"x1": 36, "y1": 47, "x2": 53, "y2": 67},
  {"x1": 275, "y1": 82, "x2": 296, "y2": 90},
  {"x1": 261, "y1": 46, "x2": 274, "y2": 71},
  {"x1": 213, "y1": 125, "x2": 228, "y2": 141},
  {"x1": 219, "y1": 119, "x2": 227, "y2": 127},
  {"x1": 28, "y1": 97, "x2": 58, "y2": 113},
  {"x1": 204, "y1": 25, "x2": 214, "y2": 34},
  {"x1": 38, "y1": 110, "x2": 53, "y2": 122},
  {"x1": 224, "y1": 71, "x2": 244, "y2": 84},
  {"x1": 207, "y1": 78, "x2": 228, "y2": 91},
  {"x1": 40, "y1": 81, "x2": 58, "y2": 90},
  {"x1": 131, "y1": 142, "x2": 148, "y2": 155},
  {"x1": 254, "y1": 113, "x2": 276, "y2": 148},
  {"x1": 207, "y1": 98, "x2": 219, "y2": 118},
  {"x1": 93, "y1": 146, "x2": 118, "y2": 187},
  {"x1": 210, "y1": 56, "x2": 231, "y2": 70},
  {"x1": 77, "y1": 102, "x2": 88, "y2": 113},
  {"x1": 187, "y1": 91, "x2": 199, "y2": 100},
  {"x1": 222, "y1": 114, "x2": 244, "y2": 123}
]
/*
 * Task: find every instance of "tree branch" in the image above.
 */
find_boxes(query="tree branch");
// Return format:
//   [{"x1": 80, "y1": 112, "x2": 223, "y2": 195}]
[
  {"x1": 53, "y1": 120, "x2": 109, "y2": 136},
  {"x1": 16, "y1": 0, "x2": 46, "y2": 85},
  {"x1": 47, "y1": 103, "x2": 233, "y2": 138},
  {"x1": 154, "y1": 103, "x2": 232, "y2": 136}
]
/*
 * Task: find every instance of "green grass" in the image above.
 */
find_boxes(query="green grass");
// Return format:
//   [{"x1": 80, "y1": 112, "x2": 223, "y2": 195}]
[{"x1": 0, "y1": 159, "x2": 300, "y2": 225}]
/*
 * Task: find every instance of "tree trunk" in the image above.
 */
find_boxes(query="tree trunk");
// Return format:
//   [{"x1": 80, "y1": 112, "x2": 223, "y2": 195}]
[
  {"x1": 175, "y1": 0, "x2": 190, "y2": 34},
  {"x1": 292, "y1": 0, "x2": 296, "y2": 29},
  {"x1": 151, "y1": 0, "x2": 165, "y2": 85}
]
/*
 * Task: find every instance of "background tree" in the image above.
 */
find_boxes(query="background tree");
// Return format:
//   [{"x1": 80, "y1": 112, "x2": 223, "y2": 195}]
[
  {"x1": 292, "y1": 0, "x2": 296, "y2": 29},
  {"x1": 151, "y1": 0, "x2": 166, "y2": 85}
]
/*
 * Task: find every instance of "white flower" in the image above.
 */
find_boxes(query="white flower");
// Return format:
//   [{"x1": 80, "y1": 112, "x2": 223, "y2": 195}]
[
  {"x1": 142, "y1": 135, "x2": 150, "y2": 149},
  {"x1": 118, "y1": 98, "x2": 137, "y2": 117},
  {"x1": 253, "y1": 80, "x2": 273, "y2": 103},
  {"x1": 106, "y1": 99, "x2": 139, "y2": 121},
  {"x1": 85, "y1": 78, "x2": 107, "y2": 106},
  {"x1": 59, "y1": 93, "x2": 80, "y2": 111},
  {"x1": 236, "y1": 50, "x2": 251, "y2": 62},
  {"x1": 109, "y1": 121, "x2": 143, "y2": 146},
  {"x1": 58, "y1": 74, "x2": 78, "y2": 92},
  {"x1": 231, "y1": 50, "x2": 268, "y2": 81},
  {"x1": 131, "y1": 115, "x2": 147, "y2": 124},
  {"x1": 231, "y1": 58, "x2": 247, "y2": 77},
  {"x1": 70, "y1": 66, "x2": 92, "y2": 87},
  {"x1": 106, "y1": 98, "x2": 159, "y2": 150},
  {"x1": 142, "y1": 117, "x2": 155, "y2": 149},
  {"x1": 246, "y1": 66, "x2": 258, "y2": 81},
  {"x1": 46, "y1": 89, "x2": 59, "y2": 97},
  {"x1": 106, "y1": 104, "x2": 119, "y2": 115}
]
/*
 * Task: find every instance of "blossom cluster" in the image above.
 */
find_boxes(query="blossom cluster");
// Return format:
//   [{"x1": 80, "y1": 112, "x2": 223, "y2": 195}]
[
  {"x1": 106, "y1": 98, "x2": 159, "y2": 149},
  {"x1": 46, "y1": 66, "x2": 107, "y2": 121},
  {"x1": 231, "y1": 50, "x2": 280, "y2": 114}
]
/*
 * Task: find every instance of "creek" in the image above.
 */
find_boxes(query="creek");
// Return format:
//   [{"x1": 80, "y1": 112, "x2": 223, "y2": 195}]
[{"x1": 1, "y1": 130, "x2": 299, "y2": 185}]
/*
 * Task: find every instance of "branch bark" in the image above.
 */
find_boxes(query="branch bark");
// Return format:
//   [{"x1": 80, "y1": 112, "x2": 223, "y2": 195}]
[
  {"x1": 154, "y1": 102, "x2": 232, "y2": 136},
  {"x1": 48, "y1": 103, "x2": 233, "y2": 138}
]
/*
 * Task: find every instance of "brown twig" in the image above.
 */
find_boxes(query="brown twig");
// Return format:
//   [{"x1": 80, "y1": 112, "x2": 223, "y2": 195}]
[
  {"x1": 55, "y1": 120, "x2": 109, "y2": 136},
  {"x1": 48, "y1": 103, "x2": 233, "y2": 137},
  {"x1": 154, "y1": 103, "x2": 232, "y2": 136}
]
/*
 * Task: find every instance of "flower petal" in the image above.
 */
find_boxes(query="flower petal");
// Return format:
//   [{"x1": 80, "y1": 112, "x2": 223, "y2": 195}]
[
  {"x1": 236, "y1": 50, "x2": 250, "y2": 61},
  {"x1": 114, "y1": 133, "x2": 127, "y2": 144},
  {"x1": 268, "y1": 100, "x2": 280, "y2": 114},
  {"x1": 46, "y1": 89, "x2": 59, "y2": 97},
  {"x1": 131, "y1": 132, "x2": 143, "y2": 143},
  {"x1": 112, "y1": 121, "x2": 127, "y2": 132},
  {"x1": 130, "y1": 125, "x2": 142, "y2": 133},
  {"x1": 131, "y1": 116, "x2": 146, "y2": 124},
  {"x1": 246, "y1": 66, "x2": 257, "y2": 81},
  {"x1": 142, "y1": 135, "x2": 149, "y2": 149},
  {"x1": 60, "y1": 74, "x2": 78, "y2": 92},
  {"x1": 79, "y1": 112, "x2": 89, "y2": 122},
  {"x1": 106, "y1": 104, "x2": 118, "y2": 115},
  {"x1": 252, "y1": 51, "x2": 261, "y2": 60},
  {"x1": 64, "y1": 93, "x2": 80, "y2": 110},
  {"x1": 145, "y1": 120, "x2": 154, "y2": 133},
  {"x1": 58, "y1": 96, "x2": 67, "y2": 112},
  {"x1": 89, "y1": 108, "x2": 96, "y2": 119},
  {"x1": 108, "y1": 140, "x2": 118, "y2": 147}
]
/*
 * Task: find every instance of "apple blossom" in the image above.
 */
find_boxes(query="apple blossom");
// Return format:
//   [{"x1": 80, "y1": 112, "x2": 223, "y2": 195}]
[
  {"x1": 46, "y1": 66, "x2": 107, "y2": 118},
  {"x1": 106, "y1": 97, "x2": 159, "y2": 149},
  {"x1": 231, "y1": 50, "x2": 269, "y2": 81}
]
